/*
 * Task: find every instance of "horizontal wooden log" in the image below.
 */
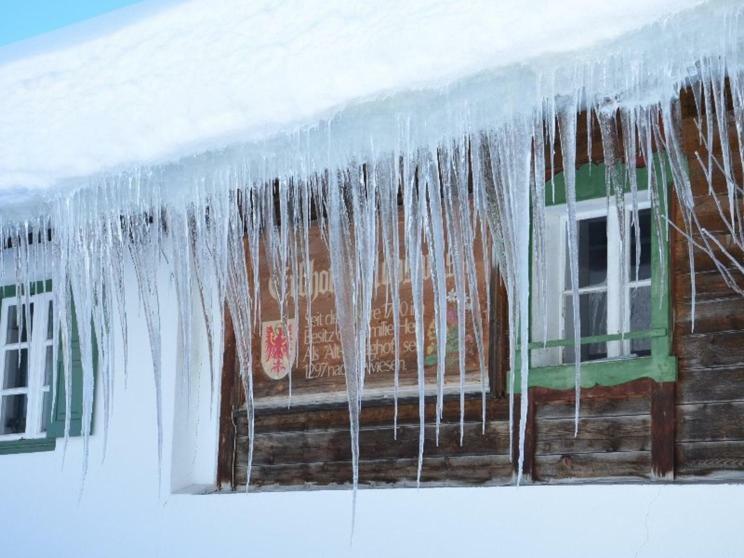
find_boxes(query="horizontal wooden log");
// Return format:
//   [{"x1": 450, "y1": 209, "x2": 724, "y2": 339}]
[
  {"x1": 536, "y1": 394, "x2": 650, "y2": 420},
  {"x1": 677, "y1": 400, "x2": 744, "y2": 442},
  {"x1": 676, "y1": 367, "x2": 744, "y2": 404},
  {"x1": 672, "y1": 231, "x2": 744, "y2": 274},
  {"x1": 537, "y1": 415, "x2": 651, "y2": 443},
  {"x1": 535, "y1": 451, "x2": 652, "y2": 481},
  {"x1": 675, "y1": 330, "x2": 744, "y2": 370},
  {"x1": 245, "y1": 393, "x2": 505, "y2": 434},
  {"x1": 241, "y1": 421, "x2": 510, "y2": 466},
  {"x1": 675, "y1": 297, "x2": 744, "y2": 334},
  {"x1": 536, "y1": 414, "x2": 650, "y2": 460},
  {"x1": 681, "y1": 193, "x2": 744, "y2": 234},
  {"x1": 676, "y1": 440, "x2": 744, "y2": 477},
  {"x1": 681, "y1": 110, "x2": 742, "y2": 189},
  {"x1": 532, "y1": 378, "x2": 653, "y2": 404},
  {"x1": 687, "y1": 159, "x2": 743, "y2": 197},
  {"x1": 536, "y1": 434, "x2": 649, "y2": 456},
  {"x1": 535, "y1": 435, "x2": 651, "y2": 455},
  {"x1": 673, "y1": 268, "x2": 744, "y2": 301},
  {"x1": 235, "y1": 454, "x2": 515, "y2": 489}
]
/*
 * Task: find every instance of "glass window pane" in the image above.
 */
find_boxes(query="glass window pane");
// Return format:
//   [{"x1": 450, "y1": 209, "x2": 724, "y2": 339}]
[
  {"x1": 565, "y1": 216, "x2": 607, "y2": 289},
  {"x1": 630, "y1": 285, "x2": 652, "y2": 356},
  {"x1": 630, "y1": 209, "x2": 652, "y2": 281},
  {"x1": 40, "y1": 391, "x2": 51, "y2": 433},
  {"x1": 5, "y1": 303, "x2": 34, "y2": 343},
  {"x1": 46, "y1": 301, "x2": 54, "y2": 341},
  {"x1": 44, "y1": 346, "x2": 54, "y2": 386},
  {"x1": 563, "y1": 292, "x2": 607, "y2": 363},
  {"x1": 3, "y1": 348, "x2": 28, "y2": 389},
  {"x1": 6, "y1": 305, "x2": 20, "y2": 343},
  {"x1": 1, "y1": 394, "x2": 27, "y2": 434}
]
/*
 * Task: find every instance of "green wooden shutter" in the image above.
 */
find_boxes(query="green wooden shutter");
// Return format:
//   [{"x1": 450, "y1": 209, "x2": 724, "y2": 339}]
[
  {"x1": 46, "y1": 301, "x2": 91, "y2": 439},
  {"x1": 46, "y1": 317, "x2": 82, "y2": 438}
]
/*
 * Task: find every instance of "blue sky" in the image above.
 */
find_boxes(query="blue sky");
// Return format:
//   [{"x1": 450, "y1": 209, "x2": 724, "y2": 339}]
[{"x1": 0, "y1": 0, "x2": 144, "y2": 47}]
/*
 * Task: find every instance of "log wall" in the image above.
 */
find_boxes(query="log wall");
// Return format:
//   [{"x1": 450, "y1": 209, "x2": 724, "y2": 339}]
[
  {"x1": 219, "y1": 92, "x2": 744, "y2": 490},
  {"x1": 674, "y1": 112, "x2": 744, "y2": 480}
]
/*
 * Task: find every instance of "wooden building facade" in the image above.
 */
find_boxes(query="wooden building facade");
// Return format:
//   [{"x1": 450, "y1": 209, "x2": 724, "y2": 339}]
[{"x1": 217, "y1": 92, "x2": 744, "y2": 490}]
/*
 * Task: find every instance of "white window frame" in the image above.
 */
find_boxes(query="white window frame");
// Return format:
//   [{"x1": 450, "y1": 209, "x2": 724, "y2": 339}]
[
  {"x1": 531, "y1": 190, "x2": 651, "y2": 367},
  {"x1": 0, "y1": 291, "x2": 55, "y2": 441}
]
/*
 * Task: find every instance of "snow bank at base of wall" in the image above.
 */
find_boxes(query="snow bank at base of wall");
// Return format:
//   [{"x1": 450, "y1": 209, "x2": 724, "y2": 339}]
[{"x1": 3, "y1": 465, "x2": 743, "y2": 558}]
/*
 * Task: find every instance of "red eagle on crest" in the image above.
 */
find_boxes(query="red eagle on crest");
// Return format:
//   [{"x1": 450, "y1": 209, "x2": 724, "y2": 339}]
[{"x1": 260, "y1": 319, "x2": 296, "y2": 380}]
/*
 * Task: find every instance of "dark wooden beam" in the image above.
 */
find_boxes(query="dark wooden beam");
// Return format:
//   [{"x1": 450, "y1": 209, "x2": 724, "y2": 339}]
[
  {"x1": 651, "y1": 381, "x2": 676, "y2": 479},
  {"x1": 216, "y1": 310, "x2": 238, "y2": 489},
  {"x1": 490, "y1": 272, "x2": 509, "y2": 398}
]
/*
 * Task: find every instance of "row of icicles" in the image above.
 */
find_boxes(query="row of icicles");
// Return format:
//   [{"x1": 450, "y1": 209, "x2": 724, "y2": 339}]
[{"x1": 0, "y1": 65, "x2": 742, "y2": 508}]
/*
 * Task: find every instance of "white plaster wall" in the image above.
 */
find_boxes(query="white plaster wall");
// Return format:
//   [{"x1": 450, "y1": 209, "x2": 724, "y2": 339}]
[{"x1": 0, "y1": 257, "x2": 743, "y2": 558}]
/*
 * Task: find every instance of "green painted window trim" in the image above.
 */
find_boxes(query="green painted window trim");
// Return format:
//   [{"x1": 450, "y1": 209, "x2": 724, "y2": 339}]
[
  {"x1": 545, "y1": 162, "x2": 650, "y2": 206},
  {"x1": 0, "y1": 437, "x2": 55, "y2": 455},
  {"x1": 514, "y1": 158, "x2": 677, "y2": 392},
  {"x1": 525, "y1": 355, "x2": 677, "y2": 391}
]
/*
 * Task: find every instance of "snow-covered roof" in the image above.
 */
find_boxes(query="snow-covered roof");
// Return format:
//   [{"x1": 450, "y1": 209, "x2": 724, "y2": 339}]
[{"x1": 0, "y1": 0, "x2": 728, "y2": 206}]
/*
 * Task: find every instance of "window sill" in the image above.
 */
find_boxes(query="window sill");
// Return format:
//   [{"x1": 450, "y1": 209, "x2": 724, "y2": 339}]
[
  {"x1": 513, "y1": 355, "x2": 677, "y2": 392},
  {"x1": 0, "y1": 437, "x2": 56, "y2": 455}
]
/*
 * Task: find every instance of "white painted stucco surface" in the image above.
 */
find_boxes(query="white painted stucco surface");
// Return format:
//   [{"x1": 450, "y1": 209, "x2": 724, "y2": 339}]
[{"x1": 0, "y1": 256, "x2": 741, "y2": 558}]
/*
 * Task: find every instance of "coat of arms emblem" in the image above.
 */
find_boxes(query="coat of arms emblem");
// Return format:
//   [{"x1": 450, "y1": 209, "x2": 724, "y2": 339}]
[{"x1": 260, "y1": 319, "x2": 296, "y2": 380}]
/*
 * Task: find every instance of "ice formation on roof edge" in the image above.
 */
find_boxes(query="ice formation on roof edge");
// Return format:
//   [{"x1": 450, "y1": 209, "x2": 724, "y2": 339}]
[{"x1": 0, "y1": 1, "x2": 740, "y2": 515}]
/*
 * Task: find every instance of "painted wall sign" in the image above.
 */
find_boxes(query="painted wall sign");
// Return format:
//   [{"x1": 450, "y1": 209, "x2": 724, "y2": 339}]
[{"x1": 251, "y1": 213, "x2": 491, "y2": 407}]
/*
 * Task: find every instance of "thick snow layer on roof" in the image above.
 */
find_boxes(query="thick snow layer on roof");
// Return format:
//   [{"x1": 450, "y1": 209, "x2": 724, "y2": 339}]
[{"x1": 0, "y1": 0, "x2": 713, "y2": 198}]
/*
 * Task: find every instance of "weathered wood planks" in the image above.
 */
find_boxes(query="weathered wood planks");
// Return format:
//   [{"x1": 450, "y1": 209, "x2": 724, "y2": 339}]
[
  {"x1": 218, "y1": 90, "x2": 744, "y2": 491},
  {"x1": 672, "y1": 106, "x2": 744, "y2": 482}
]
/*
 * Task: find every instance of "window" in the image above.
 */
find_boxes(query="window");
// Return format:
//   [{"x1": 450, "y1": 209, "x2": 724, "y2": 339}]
[
  {"x1": 525, "y1": 162, "x2": 676, "y2": 390},
  {"x1": 0, "y1": 281, "x2": 86, "y2": 454},
  {"x1": 0, "y1": 292, "x2": 55, "y2": 438}
]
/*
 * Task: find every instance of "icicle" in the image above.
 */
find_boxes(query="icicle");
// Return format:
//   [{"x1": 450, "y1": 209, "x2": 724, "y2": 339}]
[
  {"x1": 621, "y1": 109, "x2": 642, "y2": 288},
  {"x1": 656, "y1": 100, "x2": 699, "y2": 330},
  {"x1": 129, "y1": 207, "x2": 164, "y2": 491},
  {"x1": 400, "y1": 153, "x2": 428, "y2": 486},
  {"x1": 513, "y1": 118, "x2": 533, "y2": 484},
  {"x1": 532, "y1": 117, "x2": 549, "y2": 346},
  {"x1": 456, "y1": 141, "x2": 488, "y2": 444},
  {"x1": 421, "y1": 152, "x2": 447, "y2": 446},
  {"x1": 168, "y1": 208, "x2": 194, "y2": 408},
  {"x1": 559, "y1": 99, "x2": 582, "y2": 437},
  {"x1": 441, "y1": 146, "x2": 468, "y2": 445},
  {"x1": 470, "y1": 139, "x2": 493, "y2": 431},
  {"x1": 300, "y1": 176, "x2": 314, "y2": 383},
  {"x1": 326, "y1": 168, "x2": 361, "y2": 527},
  {"x1": 376, "y1": 157, "x2": 402, "y2": 438}
]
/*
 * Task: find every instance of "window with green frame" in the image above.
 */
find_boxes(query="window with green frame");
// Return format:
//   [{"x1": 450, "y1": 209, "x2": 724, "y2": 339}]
[
  {"x1": 0, "y1": 280, "x2": 86, "y2": 455},
  {"x1": 520, "y1": 160, "x2": 677, "y2": 391}
]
